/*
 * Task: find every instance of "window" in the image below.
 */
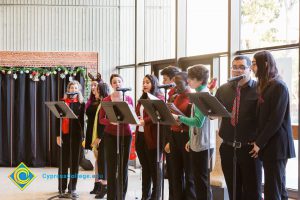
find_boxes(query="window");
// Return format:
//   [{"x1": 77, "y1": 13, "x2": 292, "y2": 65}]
[
  {"x1": 187, "y1": 0, "x2": 228, "y2": 56},
  {"x1": 144, "y1": 0, "x2": 176, "y2": 61},
  {"x1": 241, "y1": 0, "x2": 299, "y2": 49}
]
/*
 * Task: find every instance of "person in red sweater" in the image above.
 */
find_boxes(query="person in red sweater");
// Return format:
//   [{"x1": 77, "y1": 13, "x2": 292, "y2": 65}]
[
  {"x1": 99, "y1": 74, "x2": 133, "y2": 200},
  {"x1": 135, "y1": 74, "x2": 164, "y2": 200},
  {"x1": 167, "y1": 72, "x2": 196, "y2": 200},
  {"x1": 160, "y1": 66, "x2": 180, "y2": 200}
]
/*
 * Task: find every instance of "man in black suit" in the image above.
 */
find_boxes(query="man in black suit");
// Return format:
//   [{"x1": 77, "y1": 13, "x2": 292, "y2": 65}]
[
  {"x1": 215, "y1": 55, "x2": 262, "y2": 200},
  {"x1": 250, "y1": 51, "x2": 296, "y2": 200}
]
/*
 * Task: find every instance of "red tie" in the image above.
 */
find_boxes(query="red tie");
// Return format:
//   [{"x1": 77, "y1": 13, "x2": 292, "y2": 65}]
[{"x1": 231, "y1": 87, "x2": 241, "y2": 127}]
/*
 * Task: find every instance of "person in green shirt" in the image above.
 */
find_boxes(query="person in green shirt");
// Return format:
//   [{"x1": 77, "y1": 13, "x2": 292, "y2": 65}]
[{"x1": 173, "y1": 64, "x2": 215, "y2": 200}]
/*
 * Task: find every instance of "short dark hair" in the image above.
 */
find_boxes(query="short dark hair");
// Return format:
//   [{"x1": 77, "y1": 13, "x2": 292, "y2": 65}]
[
  {"x1": 110, "y1": 74, "x2": 123, "y2": 84},
  {"x1": 160, "y1": 66, "x2": 180, "y2": 79},
  {"x1": 233, "y1": 55, "x2": 251, "y2": 67},
  {"x1": 187, "y1": 64, "x2": 209, "y2": 85},
  {"x1": 175, "y1": 72, "x2": 188, "y2": 84}
]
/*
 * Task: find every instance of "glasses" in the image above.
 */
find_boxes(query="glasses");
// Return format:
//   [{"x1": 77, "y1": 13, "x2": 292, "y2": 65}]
[{"x1": 231, "y1": 65, "x2": 249, "y2": 71}]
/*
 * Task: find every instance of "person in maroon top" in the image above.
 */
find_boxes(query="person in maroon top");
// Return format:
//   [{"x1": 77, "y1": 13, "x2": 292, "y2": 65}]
[
  {"x1": 168, "y1": 72, "x2": 196, "y2": 200},
  {"x1": 135, "y1": 74, "x2": 164, "y2": 200},
  {"x1": 99, "y1": 74, "x2": 134, "y2": 200},
  {"x1": 160, "y1": 66, "x2": 180, "y2": 200}
]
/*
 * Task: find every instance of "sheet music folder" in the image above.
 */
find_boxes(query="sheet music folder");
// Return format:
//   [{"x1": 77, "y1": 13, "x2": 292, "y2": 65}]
[
  {"x1": 187, "y1": 92, "x2": 231, "y2": 118},
  {"x1": 101, "y1": 101, "x2": 139, "y2": 124},
  {"x1": 45, "y1": 101, "x2": 77, "y2": 119},
  {"x1": 139, "y1": 99, "x2": 178, "y2": 126}
]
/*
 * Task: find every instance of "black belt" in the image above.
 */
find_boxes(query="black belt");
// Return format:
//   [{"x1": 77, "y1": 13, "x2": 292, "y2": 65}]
[{"x1": 222, "y1": 140, "x2": 250, "y2": 148}]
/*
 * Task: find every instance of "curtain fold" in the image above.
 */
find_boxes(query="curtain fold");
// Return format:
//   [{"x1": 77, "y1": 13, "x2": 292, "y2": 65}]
[
  {"x1": 0, "y1": 75, "x2": 12, "y2": 166},
  {"x1": 0, "y1": 69, "x2": 85, "y2": 167}
]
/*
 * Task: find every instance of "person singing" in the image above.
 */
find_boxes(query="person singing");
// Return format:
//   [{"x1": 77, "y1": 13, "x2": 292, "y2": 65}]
[
  {"x1": 57, "y1": 80, "x2": 85, "y2": 198},
  {"x1": 168, "y1": 72, "x2": 196, "y2": 200},
  {"x1": 215, "y1": 55, "x2": 262, "y2": 200},
  {"x1": 135, "y1": 74, "x2": 164, "y2": 200},
  {"x1": 99, "y1": 74, "x2": 134, "y2": 200},
  {"x1": 250, "y1": 51, "x2": 295, "y2": 200},
  {"x1": 173, "y1": 65, "x2": 215, "y2": 200}
]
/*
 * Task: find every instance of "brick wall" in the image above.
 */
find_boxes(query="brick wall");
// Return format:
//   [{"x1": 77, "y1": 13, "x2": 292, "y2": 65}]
[{"x1": 0, "y1": 51, "x2": 98, "y2": 74}]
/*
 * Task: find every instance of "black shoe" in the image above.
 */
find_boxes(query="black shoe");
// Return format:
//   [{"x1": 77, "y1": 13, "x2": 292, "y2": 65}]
[
  {"x1": 58, "y1": 190, "x2": 65, "y2": 194},
  {"x1": 90, "y1": 182, "x2": 101, "y2": 194},
  {"x1": 95, "y1": 185, "x2": 107, "y2": 199}
]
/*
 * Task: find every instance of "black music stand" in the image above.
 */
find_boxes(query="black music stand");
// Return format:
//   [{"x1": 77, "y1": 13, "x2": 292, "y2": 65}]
[
  {"x1": 187, "y1": 92, "x2": 231, "y2": 200},
  {"x1": 101, "y1": 101, "x2": 139, "y2": 200},
  {"x1": 45, "y1": 101, "x2": 78, "y2": 200},
  {"x1": 139, "y1": 99, "x2": 178, "y2": 200}
]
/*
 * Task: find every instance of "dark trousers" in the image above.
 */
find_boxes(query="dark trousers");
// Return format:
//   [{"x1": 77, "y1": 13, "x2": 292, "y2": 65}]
[
  {"x1": 169, "y1": 131, "x2": 196, "y2": 200},
  {"x1": 58, "y1": 134, "x2": 81, "y2": 191},
  {"x1": 220, "y1": 143, "x2": 262, "y2": 200},
  {"x1": 263, "y1": 159, "x2": 288, "y2": 200},
  {"x1": 162, "y1": 126, "x2": 173, "y2": 200},
  {"x1": 190, "y1": 148, "x2": 213, "y2": 200},
  {"x1": 97, "y1": 137, "x2": 107, "y2": 180},
  {"x1": 166, "y1": 153, "x2": 173, "y2": 200},
  {"x1": 104, "y1": 133, "x2": 132, "y2": 200},
  {"x1": 136, "y1": 132, "x2": 162, "y2": 200}
]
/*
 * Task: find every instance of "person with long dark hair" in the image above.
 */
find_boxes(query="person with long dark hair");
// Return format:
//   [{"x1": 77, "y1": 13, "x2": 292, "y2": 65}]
[
  {"x1": 91, "y1": 82, "x2": 110, "y2": 199},
  {"x1": 250, "y1": 51, "x2": 296, "y2": 200},
  {"x1": 57, "y1": 80, "x2": 85, "y2": 198},
  {"x1": 99, "y1": 74, "x2": 134, "y2": 200},
  {"x1": 85, "y1": 73, "x2": 102, "y2": 195},
  {"x1": 135, "y1": 74, "x2": 164, "y2": 200}
]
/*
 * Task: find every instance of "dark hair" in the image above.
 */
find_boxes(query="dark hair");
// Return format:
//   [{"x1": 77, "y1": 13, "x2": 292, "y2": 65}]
[
  {"x1": 87, "y1": 81, "x2": 99, "y2": 102},
  {"x1": 160, "y1": 66, "x2": 180, "y2": 79},
  {"x1": 187, "y1": 64, "x2": 209, "y2": 85},
  {"x1": 254, "y1": 51, "x2": 278, "y2": 94},
  {"x1": 175, "y1": 72, "x2": 188, "y2": 84},
  {"x1": 140, "y1": 74, "x2": 161, "y2": 99},
  {"x1": 110, "y1": 74, "x2": 123, "y2": 84},
  {"x1": 98, "y1": 82, "x2": 110, "y2": 99},
  {"x1": 233, "y1": 55, "x2": 251, "y2": 67}
]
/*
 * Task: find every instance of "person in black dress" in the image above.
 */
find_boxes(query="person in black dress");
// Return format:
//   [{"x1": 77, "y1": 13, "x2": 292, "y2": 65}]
[{"x1": 85, "y1": 73, "x2": 103, "y2": 195}]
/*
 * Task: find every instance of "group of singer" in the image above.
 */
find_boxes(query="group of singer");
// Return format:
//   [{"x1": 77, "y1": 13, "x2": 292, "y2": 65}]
[{"x1": 56, "y1": 50, "x2": 295, "y2": 200}]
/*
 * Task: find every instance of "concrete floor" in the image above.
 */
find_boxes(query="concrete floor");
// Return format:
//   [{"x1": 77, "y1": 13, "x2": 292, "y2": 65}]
[
  {"x1": 0, "y1": 149, "x2": 169, "y2": 200},
  {"x1": 0, "y1": 143, "x2": 298, "y2": 200},
  {"x1": 0, "y1": 166, "x2": 170, "y2": 200}
]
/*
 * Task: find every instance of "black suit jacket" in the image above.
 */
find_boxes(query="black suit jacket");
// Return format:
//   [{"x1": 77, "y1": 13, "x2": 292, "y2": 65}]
[{"x1": 256, "y1": 79, "x2": 296, "y2": 161}]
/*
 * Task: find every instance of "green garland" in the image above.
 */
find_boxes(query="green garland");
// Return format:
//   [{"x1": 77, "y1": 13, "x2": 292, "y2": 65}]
[{"x1": 0, "y1": 66, "x2": 86, "y2": 81}]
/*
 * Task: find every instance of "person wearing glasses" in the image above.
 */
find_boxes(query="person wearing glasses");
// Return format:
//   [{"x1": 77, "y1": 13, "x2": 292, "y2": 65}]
[
  {"x1": 215, "y1": 56, "x2": 262, "y2": 200},
  {"x1": 250, "y1": 51, "x2": 295, "y2": 200}
]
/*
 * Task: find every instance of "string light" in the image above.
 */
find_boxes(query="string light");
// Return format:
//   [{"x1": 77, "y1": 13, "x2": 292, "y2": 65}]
[{"x1": 0, "y1": 66, "x2": 86, "y2": 82}]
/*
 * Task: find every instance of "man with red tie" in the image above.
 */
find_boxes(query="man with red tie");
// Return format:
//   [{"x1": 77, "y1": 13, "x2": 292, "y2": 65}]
[{"x1": 215, "y1": 56, "x2": 262, "y2": 200}]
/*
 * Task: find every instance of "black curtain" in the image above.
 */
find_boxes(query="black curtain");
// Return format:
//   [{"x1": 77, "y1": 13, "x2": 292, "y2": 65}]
[{"x1": 0, "y1": 69, "x2": 85, "y2": 167}]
